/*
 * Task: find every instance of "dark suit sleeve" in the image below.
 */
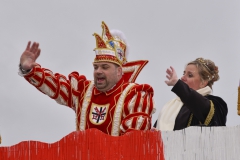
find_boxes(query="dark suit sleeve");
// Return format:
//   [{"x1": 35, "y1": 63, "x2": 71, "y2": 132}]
[
  {"x1": 153, "y1": 120, "x2": 157, "y2": 128},
  {"x1": 206, "y1": 95, "x2": 228, "y2": 126},
  {"x1": 171, "y1": 80, "x2": 211, "y2": 124}
]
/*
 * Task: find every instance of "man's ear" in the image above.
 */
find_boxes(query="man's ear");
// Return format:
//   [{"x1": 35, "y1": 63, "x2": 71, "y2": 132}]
[{"x1": 117, "y1": 67, "x2": 123, "y2": 77}]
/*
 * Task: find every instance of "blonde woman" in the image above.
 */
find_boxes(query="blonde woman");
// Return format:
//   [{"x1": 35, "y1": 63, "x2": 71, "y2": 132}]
[{"x1": 154, "y1": 58, "x2": 228, "y2": 131}]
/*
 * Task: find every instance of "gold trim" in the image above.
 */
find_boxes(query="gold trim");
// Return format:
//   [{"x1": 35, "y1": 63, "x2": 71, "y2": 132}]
[
  {"x1": 93, "y1": 22, "x2": 127, "y2": 66},
  {"x1": 196, "y1": 58, "x2": 211, "y2": 72},
  {"x1": 204, "y1": 100, "x2": 215, "y2": 125},
  {"x1": 94, "y1": 57, "x2": 121, "y2": 66},
  {"x1": 187, "y1": 114, "x2": 193, "y2": 127},
  {"x1": 187, "y1": 100, "x2": 215, "y2": 127}
]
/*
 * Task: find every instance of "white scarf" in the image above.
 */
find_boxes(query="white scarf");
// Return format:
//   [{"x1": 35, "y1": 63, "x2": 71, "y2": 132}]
[{"x1": 156, "y1": 86, "x2": 212, "y2": 131}]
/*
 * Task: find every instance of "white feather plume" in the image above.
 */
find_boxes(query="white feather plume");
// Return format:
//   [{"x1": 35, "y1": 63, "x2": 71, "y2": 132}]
[{"x1": 110, "y1": 29, "x2": 129, "y2": 60}]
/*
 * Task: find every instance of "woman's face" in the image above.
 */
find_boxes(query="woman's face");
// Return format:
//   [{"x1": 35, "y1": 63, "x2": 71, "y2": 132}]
[{"x1": 181, "y1": 64, "x2": 206, "y2": 90}]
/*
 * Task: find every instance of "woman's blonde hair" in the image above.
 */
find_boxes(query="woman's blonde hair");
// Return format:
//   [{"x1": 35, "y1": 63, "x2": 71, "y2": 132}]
[{"x1": 187, "y1": 57, "x2": 219, "y2": 89}]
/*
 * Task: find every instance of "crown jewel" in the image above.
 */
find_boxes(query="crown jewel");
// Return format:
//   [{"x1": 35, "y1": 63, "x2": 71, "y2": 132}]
[
  {"x1": 196, "y1": 58, "x2": 215, "y2": 80},
  {"x1": 196, "y1": 58, "x2": 211, "y2": 72},
  {"x1": 93, "y1": 21, "x2": 127, "y2": 66}
]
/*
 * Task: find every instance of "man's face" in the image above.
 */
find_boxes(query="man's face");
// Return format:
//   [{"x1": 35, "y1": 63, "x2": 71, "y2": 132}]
[{"x1": 93, "y1": 62, "x2": 122, "y2": 92}]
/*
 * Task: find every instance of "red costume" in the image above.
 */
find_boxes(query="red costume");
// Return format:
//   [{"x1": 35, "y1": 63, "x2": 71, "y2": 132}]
[{"x1": 21, "y1": 22, "x2": 155, "y2": 136}]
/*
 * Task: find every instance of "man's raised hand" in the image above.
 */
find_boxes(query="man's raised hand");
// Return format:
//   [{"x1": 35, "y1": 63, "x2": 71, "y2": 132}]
[{"x1": 20, "y1": 41, "x2": 41, "y2": 70}]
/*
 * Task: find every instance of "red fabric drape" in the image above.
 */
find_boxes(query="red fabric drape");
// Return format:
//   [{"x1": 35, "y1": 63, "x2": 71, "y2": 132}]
[{"x1": 0, "y1": 129, "x2": 164, "y2": 160}]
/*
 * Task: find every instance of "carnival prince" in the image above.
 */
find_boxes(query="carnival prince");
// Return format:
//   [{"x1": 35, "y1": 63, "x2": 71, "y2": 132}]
[{"x1": 19, "y1": 21, "x2": 155, "y2": 136}]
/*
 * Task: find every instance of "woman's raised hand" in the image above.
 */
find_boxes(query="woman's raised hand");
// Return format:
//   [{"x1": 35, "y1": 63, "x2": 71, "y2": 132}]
[{"x1": 165, "y1": 66, "x2": 178, "y2": 86}]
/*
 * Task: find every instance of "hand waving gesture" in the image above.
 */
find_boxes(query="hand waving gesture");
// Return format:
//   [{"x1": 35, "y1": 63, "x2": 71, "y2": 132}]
[
  {"x1": 165, "y1": 66, "x2": 178, "y2": 86},
  {"x1": 20, "y1": 41, "x2": 41, "y2": 70}
]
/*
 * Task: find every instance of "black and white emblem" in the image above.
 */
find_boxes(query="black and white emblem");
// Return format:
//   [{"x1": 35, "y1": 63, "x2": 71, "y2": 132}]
[{"x1": 89, "y1": 103, "x2": 109, "y2": 125}]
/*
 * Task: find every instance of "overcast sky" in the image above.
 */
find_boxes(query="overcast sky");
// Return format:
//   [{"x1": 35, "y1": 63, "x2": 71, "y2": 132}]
[{"x1": 0, "y1": 1, "x2": 240, "y2": 146}]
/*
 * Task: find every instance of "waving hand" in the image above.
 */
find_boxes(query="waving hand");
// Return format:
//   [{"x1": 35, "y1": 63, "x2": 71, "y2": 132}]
[
  {"x1": 165, "y1": 66, "x2": 178, "y2": 86},
  {"x1": 20, "y1": 41, "x2": 41, "y2": 70}
]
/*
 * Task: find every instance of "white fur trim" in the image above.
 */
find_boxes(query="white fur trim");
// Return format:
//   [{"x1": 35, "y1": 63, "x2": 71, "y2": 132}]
[
  {"x1": 79, "y1": 81, "x2": 94, "y2": 131},
  {"x1": 111, "y1": 83, "x2": 135, "y2": 136},
  {"x1": 110, "y1": 29, "x2": 129, "y2": 59},
  {"x1": 122, "y1": 65, "x2": 140, "y2": 83}
]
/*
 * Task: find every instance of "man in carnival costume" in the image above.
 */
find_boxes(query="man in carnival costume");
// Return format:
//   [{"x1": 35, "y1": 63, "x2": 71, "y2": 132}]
[{"x1": 18, "y1": 22, "x2": 155, "y2": 136}]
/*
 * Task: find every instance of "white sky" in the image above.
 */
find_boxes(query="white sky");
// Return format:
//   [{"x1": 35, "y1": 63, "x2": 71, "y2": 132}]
[{"x1": 0, "y1": 1, "x2": 240, "y2": 146}]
